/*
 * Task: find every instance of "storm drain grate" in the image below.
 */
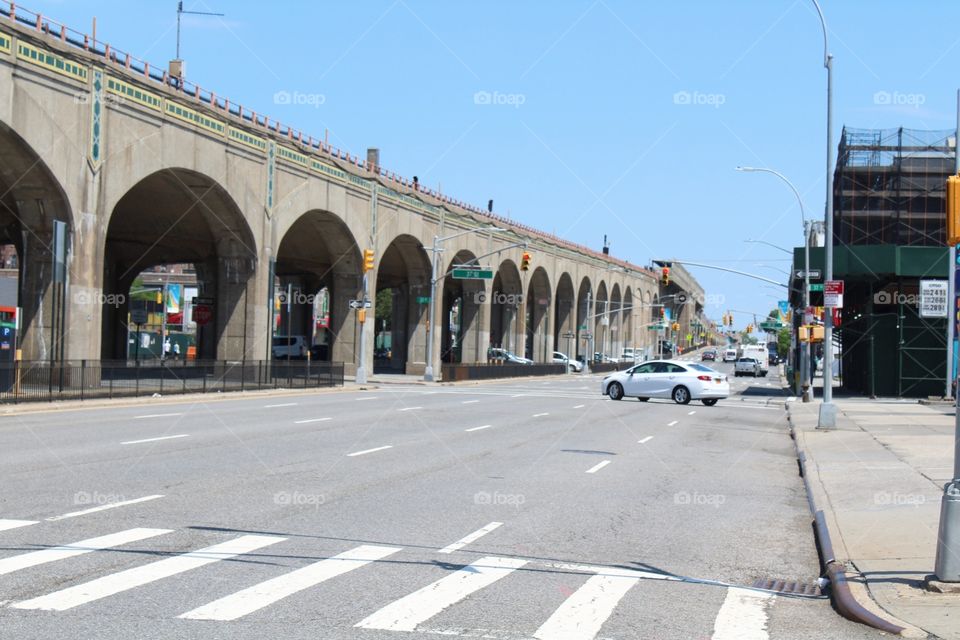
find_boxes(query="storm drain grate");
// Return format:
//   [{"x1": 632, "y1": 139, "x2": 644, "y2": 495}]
[{"x1": 751, "y1": 577, "x2": 821, "y2": 596}]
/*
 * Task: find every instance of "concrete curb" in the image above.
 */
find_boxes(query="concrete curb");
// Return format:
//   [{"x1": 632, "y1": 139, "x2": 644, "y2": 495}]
[{"x1": 785, "y1": 403, "x2": 917, "y2": 637}]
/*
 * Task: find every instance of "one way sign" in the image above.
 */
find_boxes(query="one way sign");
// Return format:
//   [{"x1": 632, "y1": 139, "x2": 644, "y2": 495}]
[{"x1": 349, "y1": 299, "x2": 372, "y2": 309}]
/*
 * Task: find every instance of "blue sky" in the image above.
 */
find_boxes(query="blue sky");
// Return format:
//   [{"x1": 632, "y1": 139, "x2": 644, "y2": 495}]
[{"x1": 26, "y1": 0, "x2": 960, "y2": 329}]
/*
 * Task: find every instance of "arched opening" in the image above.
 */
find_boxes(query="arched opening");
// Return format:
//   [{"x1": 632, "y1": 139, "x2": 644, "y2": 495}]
[
  {"x1": 525, "y1": 267, "x2": 551, "y2": 362},
  {"x1": 623, "y1": 287, "x2": 634, "y2": 356},
  {"x1": 274, "y1": 210, "x2": 360, "y2": 365},
  {"x1": 575, "y1": 277, "x2": 591, "y2": 362},
  {"x1": 554, "y1": 273, "x2": 576, "y2": 359},
  {"x1": 374, "y1": 234, "x2": 431, "y2": 373},
  {"x1": 441, "y1": 250, "x2": 487, "y2": 364},
  {"x1": 0, "y1": 122, "x2": 73, "y2": 361},
  {"x1": 609, "y1": 283, "x2": 622, "y2": 359},
  {"x1": 102, "y1": 169, "x2": 256, "y2": 362},
  {"x1": 490, "y1": 259, "x2": 522, "y2": 356},
  {"x1": 594, "y1": 281, "x2": 608, "y2": 360}
]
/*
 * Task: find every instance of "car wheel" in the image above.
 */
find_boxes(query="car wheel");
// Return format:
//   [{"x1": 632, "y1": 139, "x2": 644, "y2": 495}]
[
  {"x1": 671, "y1": 385, "x2": 691, "y2": 405},
  {"x1": 608, "y1": 382, "x2": 624, "y2": 401},
  {"x1": 637, "y1": 397, "x2": 649, "y2": 402},
  {"x1": 702, "y1": 398, "x2": 718, "y2": 407}
]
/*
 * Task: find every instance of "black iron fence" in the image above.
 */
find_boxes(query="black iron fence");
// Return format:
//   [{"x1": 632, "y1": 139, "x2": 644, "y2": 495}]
[
  {"x1": 590, "y1": 362, "x2": 622, "y2": 374},
  {"x1": 441, "y1": 362, "x2": 567, "y2": 381},
  {"x1": 0, "y1": 360, "x2": 344, "y2": 403}
]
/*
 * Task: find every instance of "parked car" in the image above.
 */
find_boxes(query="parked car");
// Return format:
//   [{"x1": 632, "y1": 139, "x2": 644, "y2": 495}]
[
  {"x1": 722, "y1": 348, "x2": 738, "y2": 362},
  {"x1": 488, "y1": 347, "x2": 533, "y2": 365},
  {"x1": 553, "y1": 351, "x2": 583, "y2": 372},
  {"x1": 600, "y1": 360, "x2": 729, "y2": 406},
  {"x1": 734, "y1": 357, "x2": 761, "y2": 377},
  {"x1": 701, "y1": 349, "x2": 717, "y2": 361},
  {"x1": 768, "y1": 353, "x2": 780, "y2": 366},
  {"x1": 593, "y1": 353, "x2": 619, "y2": 364},
  {"x1": 620, "y1": 347, "x2": 638, "y2": 363},
  {"x1": 272, "y1": 335, "x2": 308, "y2": 359}
]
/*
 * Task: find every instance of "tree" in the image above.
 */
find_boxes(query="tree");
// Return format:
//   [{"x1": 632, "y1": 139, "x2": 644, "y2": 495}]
[{"x1": 777, "y1": 325, "x2": 791, "y2": 358}]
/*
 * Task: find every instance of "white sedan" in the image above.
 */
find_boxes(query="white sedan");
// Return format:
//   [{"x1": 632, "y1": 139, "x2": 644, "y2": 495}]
[{"x1": 600, "y1": 360, "x2": 730, "y2": 406}]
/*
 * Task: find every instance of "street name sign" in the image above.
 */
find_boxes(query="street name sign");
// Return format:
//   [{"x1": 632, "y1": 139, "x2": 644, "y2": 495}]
[
  {"x1": 349, "y1": 299, "x2": 372, "y2": 309},
  {"x1": 451, "y1": 268, "x2": 493, "y2": 280}
]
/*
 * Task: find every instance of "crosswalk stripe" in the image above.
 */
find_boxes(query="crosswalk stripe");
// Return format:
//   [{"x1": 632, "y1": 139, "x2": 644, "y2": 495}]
[
  {"x1": 533, "y1": 572, "x2": 639, "y2": 640},
  {"x1": 0, "y1": 519, "x2": 37, "y2": 533},
  {"x1": 12, "y1": 534, "x2": 284, "y2": 611},
  {"x1": 0, "y1": 528, "x2": 171, "y2": 576},
  {"x1": 355, "y1": 556, "x2": 528, "y2": 632},
  {"x1": 180, "y1": 544, "x2": 400, "y2": 621},
  {"x1": 711, "y1": 587, "x2": 774, "y2": 640}
]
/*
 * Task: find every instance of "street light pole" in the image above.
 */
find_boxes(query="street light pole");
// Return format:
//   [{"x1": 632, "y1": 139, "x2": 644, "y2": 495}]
[{"x1": 811, "y1": 0, "x2": 837, "y2": 428}]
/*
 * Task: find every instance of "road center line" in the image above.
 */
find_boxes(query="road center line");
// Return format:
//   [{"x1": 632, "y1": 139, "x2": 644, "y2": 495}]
[
  {"x1": 347, "y1": 445, "x2": 393, "y2": 457},
  {"x1": 121, "y1": 434, "x2": 190, "y2": 445},
  {"x1": 585, "y1": 460, "x2": 611, "y2": 474},
  {"x1": 533, "y1": 412, "x2": 549, "y2": 417},
  {"x1": 265, "y1": 403, "x2": 297, "y2": 408},
  {"x1": 398, "y1": 407, "x2": 422, "y2": 412},
  {"x1": 465, "y1": 425, "x2": 492, "y2": 432},
  {"x1": 438, "y1": 522, "x2": 503, "y2": 554},
  {"x1": 356, "y1": 397, "x2": 378, "y2": 401},
  {"x1": 667, "y1": 421, "x2": 678, "y2": 427},
  {"x1": 638, "y1": 436, "x2": 654, "y2": 444},
  {"x1": 573, "y1": 404, "x2": 585, "y2": 409},
  {"x1": 688, "y1": 410, "x2": 697, "y2": 415},
  {"x1": 46, "y1": 495, "x2": 165, "y2": 522},
  {"x1": 462, "y1": 400, "x2": 480, "y2": 404},
  {"x1": 133, "y1": 413, "x2": 183, "y2": 419},
  {"x1": 512, "y1": 394, "x2": 525, "y2": 398},
  {"x1": 294, "y1": 417, "x2": 332, "y2": 424}
]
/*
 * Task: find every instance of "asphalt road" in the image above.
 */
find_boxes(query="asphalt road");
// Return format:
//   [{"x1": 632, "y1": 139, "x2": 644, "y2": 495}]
[{"x1": 0, "y1": 357, "x2": 886, "y2": 639}]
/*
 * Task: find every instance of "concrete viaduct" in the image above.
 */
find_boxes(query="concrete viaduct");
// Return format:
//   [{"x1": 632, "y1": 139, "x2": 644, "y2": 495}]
[{"x1": 0, "y1": 8, "x2": 711, "y2": 376}]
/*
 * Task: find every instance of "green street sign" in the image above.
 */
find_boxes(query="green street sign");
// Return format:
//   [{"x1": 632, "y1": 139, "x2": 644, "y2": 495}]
[
  {"x1": 809, "y1": 283, "x2": 824, "y2": 292},
  {"x1": 759, "y1": 321, "x2": 783, "y2": 332},
  {"x1": 452, "y1": 268, "x2": 493, "y2": 280},
  {"x1": 415, "y1": 296, "x2": 431, "y2": 304}
]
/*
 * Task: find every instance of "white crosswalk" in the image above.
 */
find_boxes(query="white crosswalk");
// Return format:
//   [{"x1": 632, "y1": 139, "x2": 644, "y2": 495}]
[{"x1": 0, "y1": 523, "x2": 802, "y2": 638}]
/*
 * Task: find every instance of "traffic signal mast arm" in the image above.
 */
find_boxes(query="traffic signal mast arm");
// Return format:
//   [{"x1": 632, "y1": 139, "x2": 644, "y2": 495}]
[
  {"x1": 653, "y1": 260, "x2": 788, "y2": 287},
  {"x1": 433, "y1": 241, "x2": 528, "y2": 283}
]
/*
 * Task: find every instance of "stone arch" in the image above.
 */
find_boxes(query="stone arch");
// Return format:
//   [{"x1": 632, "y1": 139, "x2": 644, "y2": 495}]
[
  {"x1": 375, "y1": 234, "x2": 431, "y2": 373},
  {"x1": 575, "y1": 276, "x2": 592, "y2": 361},
  {"x1": 490, "y1": 259, "x2": 523, "y2": 354},
  {"x1": 594, "y1": 280, "x2": 608, "y2": 360},
  {"x1": 554, "y1": 272, "x2": 576, "y2": 359},
  {"x1": 440, "y1": 249, "x2": 488, "y2": 364},
  {"x1": 609, "y1": 283, "x2": 622, "y2": 359},
  {"x1": 525, "y1": 266, "x2": 552, "y2": 362}
]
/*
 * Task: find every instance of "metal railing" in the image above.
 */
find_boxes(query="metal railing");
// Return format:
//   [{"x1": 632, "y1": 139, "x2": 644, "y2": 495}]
[{"x1": 0, "y1": 359, "x2": 344, "y2": 403}]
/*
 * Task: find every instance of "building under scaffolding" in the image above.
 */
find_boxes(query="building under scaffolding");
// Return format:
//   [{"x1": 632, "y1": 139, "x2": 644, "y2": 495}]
[{"x1": 790, "y1": 127, "x2": 953, "y2": 397}]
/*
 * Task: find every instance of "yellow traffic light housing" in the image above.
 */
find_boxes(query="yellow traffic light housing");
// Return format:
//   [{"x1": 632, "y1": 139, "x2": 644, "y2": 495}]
[
  {"x1": 661, "y1": 267, "x2": 670, "y2": 286},
  {"x1": 520, "y1": 251, "x2": 531, "y2": 271},
  {"x1": 358, "y1": 308, "x2": 366, "y2": 323},
  {"x1": 948, "y1": 175, "x2": 960, "y2": 245},
  {"x1": 362, "y1": 249, "x2": 375, "y2": 273}
]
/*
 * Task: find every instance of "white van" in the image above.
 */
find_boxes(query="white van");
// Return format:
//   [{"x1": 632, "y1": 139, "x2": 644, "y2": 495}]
[
  {"x1": 737, "y1": 344, "x2": 769, "y2": 376},
  {"x1": 723, "y1": 348, "x2": 738, "y2": 362}
]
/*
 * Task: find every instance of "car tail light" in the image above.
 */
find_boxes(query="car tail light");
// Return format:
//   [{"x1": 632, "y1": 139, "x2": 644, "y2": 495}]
[{"x1": 697, "y1": 375, "x2": 711, "y2": 381}]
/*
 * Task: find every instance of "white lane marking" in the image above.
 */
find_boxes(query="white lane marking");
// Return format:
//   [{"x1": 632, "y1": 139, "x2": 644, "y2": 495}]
[
  {"x1": 573, "y1": 404, "x2": 585, "y2": 409},
  {"x1": 12, "y1": 535, "x2": 284, "y2": 611},
  {"x1": 121, "y1": 434, "x2": 190, "y2": 445},
  {"x1": 786, "y1": 396, "x2": 797, "y2": 402},
  {"x1": 133, "y1": 413, "x2": 183, "y2": 419},
  {"x1": 399, "y1": 407, "x2": 423, "y2": 412},
  {"x1": 0, "y1": 519, "x2": 37, "y2": 533},
  {"x1": 533, "y1": 412, "x2": 549, "y2": 417},
  {"x1": 688, "y1": 410, "x2": 697, "y2": 415},
  {"x1": 347, "y1": 445, "x2": 393, "y2": 457},
  {"x1": 512, "y1": 394, "x2": 525, "y2": 398},
  {"x1": 180, "y1": 544, "x2": 400, "y2": 621},
  {"x1": 438, "y1": 522, "x2": 503, "y2": 554},
  {"x1": 711, "y1": 587, "x2": 774, "y2": 640},
  {"x1": 0, "y1": 528, "x2": 171, "y2": 576},
  {"x1": 667, "y1": 420, "x2": 678, "y2": 427},
  {"x1": 638, "y1": 436, "x2": 654, "y2": 444},
  {"x1": 355, "y1": 556, "x2": 527, "y2": 631},
  {"x1": 465, "y1": 425, "x2": 492, "y2": 432},
  {"x1": 533, "y1": 572, "x2": 639, "y2": 640},
  {"x1": 356, "y1": 397, "x2": 378, "y2": 401},
  {"x1": 723, "y1": 405, "x2": 780, "y2": 411},
  {"x1": 461, "y1": 400, "x2": 480, "y2": 404},
  {"x1": 45, "y1": 495, "x2": 165, "y2": 521},
  {"x1": 294, "y1": 417, "x2": 332, "y2": 424},
  {"x1": 264, "y1": 403, "x2": 297, "y2": 408},
  {"x1": 585, "y1": 460, "x2": 611, "y2": 474}
]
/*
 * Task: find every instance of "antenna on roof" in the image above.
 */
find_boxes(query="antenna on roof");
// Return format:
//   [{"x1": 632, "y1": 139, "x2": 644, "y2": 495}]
[
  {"x1": 171, "y1": 1, "x2": 224, "y2": 80},
  {"x1": 602, "y1": 234, "x2": 610, "y2": 255}
]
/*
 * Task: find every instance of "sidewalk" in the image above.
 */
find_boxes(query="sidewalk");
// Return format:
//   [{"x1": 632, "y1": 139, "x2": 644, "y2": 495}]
[{"x1": 788, "y1": 398, "x2": 960, "y2": 639}]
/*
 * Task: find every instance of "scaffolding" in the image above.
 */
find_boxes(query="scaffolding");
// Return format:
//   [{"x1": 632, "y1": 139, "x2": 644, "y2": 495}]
[{"x1": 835, "y1": 127, "x2": 955, "y2": 247}]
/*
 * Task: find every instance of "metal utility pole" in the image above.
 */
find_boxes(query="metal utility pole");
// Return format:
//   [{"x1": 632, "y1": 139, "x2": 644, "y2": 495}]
[
  {"x1": 934, "y1": 89, "x2": 960, "y2": 583},
  {"x1": 175, "y1": 2, "x2": 224, "y2": 60}
]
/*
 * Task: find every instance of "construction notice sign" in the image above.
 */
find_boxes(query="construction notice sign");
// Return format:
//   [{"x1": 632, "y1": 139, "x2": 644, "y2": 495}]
[
  {"x1": 824, "y1": 280, "x2": 844, "y2": 308},
  {"x1": 920, "y1": 280, "x2": 949, "y2": 317}
]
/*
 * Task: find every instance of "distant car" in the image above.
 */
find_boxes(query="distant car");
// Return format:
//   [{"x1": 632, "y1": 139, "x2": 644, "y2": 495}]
[
  {"x1": 768, "y1": 353, "x2": 780, "y2": 366},
  {"x1": 734, "y1": 357, "x2": 761, "y2": 377},
  {"x1": 553, "y1": 351, "x2": 583, "y2": 372},
  {"x1": 272, "y1": 335, "x2": 308, "y2": 359},
  {"x1": 600, "y1": 360, "x2": 729, "y2": 406},
  {"x1": 488, "y1": 347, "x2": 533, "y2": 365},
  {"x1": 701, "y1": 349, "x2": 717, "y2": 361},
  {"x1": 723, "y1": 348, "x2": 738, "y2": 362},
  {"x1": 593, "y1": 353, "x2": 619, "y2": 364},
  {"x1": 620, "y1": 348, "x2": 639, "y2": 363}
]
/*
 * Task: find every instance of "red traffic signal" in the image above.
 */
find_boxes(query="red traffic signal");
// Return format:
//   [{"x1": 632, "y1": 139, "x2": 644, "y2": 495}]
[
  {"x1": 520, "y1": 251, "x2": 531, "y2": 271},
  {"x1": 661, "y1": 267, "x2": 670, "y2": 286}
]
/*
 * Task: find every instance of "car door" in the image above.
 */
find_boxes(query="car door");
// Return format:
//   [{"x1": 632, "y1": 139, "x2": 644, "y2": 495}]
[
  {"x1": 643, "y1": 362, "x2": 674, "y2": 397},
  {"x1": 623, "y1": 363, "x2": 655, "y2": 396}
]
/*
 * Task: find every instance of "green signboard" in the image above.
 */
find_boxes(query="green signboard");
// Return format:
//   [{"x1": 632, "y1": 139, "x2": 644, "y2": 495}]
[
  {"x1": 809, "y1": 283, "x2": 824, "y2": 292},
  {"x1": 452, "y1": 268, "x2": 493, "y2": 280},
  {"x1": 415, "y1": 296, "x2": 431, "y2": 304}
]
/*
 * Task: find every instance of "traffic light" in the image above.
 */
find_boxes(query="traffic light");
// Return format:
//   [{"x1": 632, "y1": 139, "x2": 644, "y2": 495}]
[
  {"x1": 358, "y1": 308, "x2": 366, "y2": 323},
  {"x1": 672, "y1": 322, "x2": 680, "y2": 331},
  {"x1": 661, "y1": 267, "x2": 670, "y2": 286},
  {"x1": 362, "y1": 249, "x2": 375, "y2": 273},
  {"x1": 156, "y1": 290, "x2": 162, "y2": 304},
  {"x1": 520, "y1": 251, "x2": 531, "y2": 271},
  {"x1": 949, "y1": 175, "x2": 960, "y2": 245}
]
